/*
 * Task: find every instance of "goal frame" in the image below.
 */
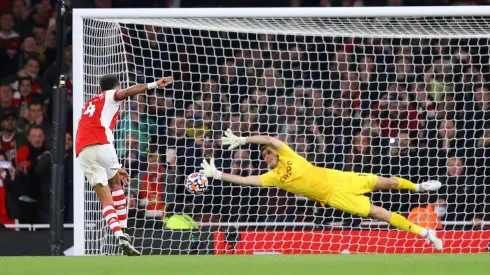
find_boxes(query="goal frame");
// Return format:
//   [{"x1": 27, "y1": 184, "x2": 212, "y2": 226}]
[{"x1": 72, "y1": 5, "x2": 490, "y2": 256}]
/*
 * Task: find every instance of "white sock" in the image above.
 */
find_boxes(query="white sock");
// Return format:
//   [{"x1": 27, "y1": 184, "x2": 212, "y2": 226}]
[
  {"x1": 415, "y1": 184, "x2": 421, "y2": 192},
  {"x1": 420, "y1": 228, "x2": 428, "y2": 237}
]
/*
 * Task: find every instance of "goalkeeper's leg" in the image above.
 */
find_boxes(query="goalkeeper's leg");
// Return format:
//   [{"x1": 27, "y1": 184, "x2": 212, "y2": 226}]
[
  {"x1": 368, "y1": 205, "x2": 443, "y2": 250},
  {"x1": 373, "y1": 176, "x2": 442, "y2": 192}
]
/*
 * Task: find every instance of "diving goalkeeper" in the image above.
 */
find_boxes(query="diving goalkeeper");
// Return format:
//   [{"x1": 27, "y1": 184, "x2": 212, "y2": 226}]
[{"x1": 200, "y1": 129, "x2": 444, "y2": 250}]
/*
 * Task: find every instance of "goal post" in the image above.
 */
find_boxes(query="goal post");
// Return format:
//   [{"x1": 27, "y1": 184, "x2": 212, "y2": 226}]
[{"x1": 73, "y1": 6, "x2": 490, "y2": 256}]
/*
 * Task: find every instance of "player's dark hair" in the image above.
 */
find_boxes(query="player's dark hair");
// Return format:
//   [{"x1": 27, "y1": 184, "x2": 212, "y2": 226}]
[
  {"x1": 23, "y1": 57, "x2": 39, "y2": 68},
  {"x1": 28, "y1": 94, "x2": 43, "y2": 107},
  {"x1": 27, "y1": 124, "x2": 44, "y2": 135},
  {"x1": 99, "y1": 74, "x2": 119, "y2": 91},
  {"x1": 19, "y1": 76, "x2": 32, "y2": 85}
]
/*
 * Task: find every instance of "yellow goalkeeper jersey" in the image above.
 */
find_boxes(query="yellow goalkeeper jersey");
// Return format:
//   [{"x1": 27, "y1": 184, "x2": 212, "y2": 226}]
[{"x1": 259, "y1": 143, "x2": 341, "y2": 205}]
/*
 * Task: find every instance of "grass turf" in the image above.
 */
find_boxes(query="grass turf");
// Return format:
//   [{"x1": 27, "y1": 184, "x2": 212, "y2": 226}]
[{"x1": 0, "y1": 254, "x2": 488, "y2": 275}]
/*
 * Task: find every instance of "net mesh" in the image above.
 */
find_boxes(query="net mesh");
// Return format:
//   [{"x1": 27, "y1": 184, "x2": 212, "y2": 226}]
[{"x1": 80, "y1": 15, "x2": 490, "y2": 255}]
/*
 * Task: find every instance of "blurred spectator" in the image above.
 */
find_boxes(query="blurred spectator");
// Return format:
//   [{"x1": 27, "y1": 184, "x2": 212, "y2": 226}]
[
  {"x1": 165, "y1": 114, "x2": 186, "y2": 149},
  {"x1": 162, "y1": 147, "x2": 180, "y2": 208},
  {"x1": 408, "y1": 194, "x2": 446, "y2": 230},
  {"x1": 219, "y1": 59, "x2": 247, "y2": 102},
  {"x1": 16, "y1": 125, "x2": 47, "y2": 223},
  {"x1": 393, "y1": 56, "x2": 415, "y2": 84},
  {"x1": 425, "y1": 58, "x2": 454, "y2": 103},
  {"x1": 5, "y1": 37, "x2": 36, "y2": 76},
  {"x1": 117, "y1": 96, "x2": 157, "y2": 159},
  {"x1": 6, "y1": 59, "x2": 51, "y2": 103},
  {"x1": 31, "y1": 25, "x2": 49, "y2": 72},
  {"x1": 0, "y1": 150, "x2": 18, "y2": 228},
  {"x1": 184, "y1": 102, "x2": 211, "y2": 138},
  {"x1": 220, "y1": 149, "x2": 258, "y2": 222},
  {"x1": 427, "y1": 119, "x2": 464, "y2": 166},
  {"x1": 260, "y1": 187, "x2": 296, "y2": 224},
  {"x1": 35, "y1": 132, "x2": 73, "y2": 223},
  {"x1": 120, "y1": 133, "x2": 143, "y2": 177},
  {"x1": 0, "y1": 13, "x2": 21, "y2": 60},
  {"x1": 18, "y1": 95, "x2": 51, "y2": 143},
  {"x1": 125, "y1": 189, "x2": 143, "y2": 228},
  {"x1": 138, "y1": 150, "x2": 166, "y2": 220},
  {"x1": 0, "y1": 107, "x2": 27, "y2": 161},
  {"x1": 374, "y1": 93, "x2": 422, "y2": 138},
  {"x1": 345, "y1": 129, "x2": 374, "y2": 173},
  {"x1": 0, "y1": 85, "x2": 14, "y2": 111},
  {"x1": 411, "y1": 82, "x2": 437, "y2": 133},
  {"x1": 11, "y1": 0, "x2": 32, "y2": 38},
  {"x1": 180, "y1": 131, "x2": 213, "y2": 178},
  {"x1": 438, "y1": 156, "x2": 466, "y2": 220},
  {"x1": 458, "y1": 85, "x2": 490, "y2": 147},
  {"x1": 466, "y1": 127, "x2": 490, "y2": 177},
  {"x1": 257, "y1": 67, "x2": 285, "y2": 94},
  {"x1": 12, "y1": 76, "x2": 38, "y2": 113},
  {"x1": 44, "y1": 42, "x2": 73, "y2": 103},
  {"x1": 43, "y1": 41, "x2": 73, "y2": 110}
]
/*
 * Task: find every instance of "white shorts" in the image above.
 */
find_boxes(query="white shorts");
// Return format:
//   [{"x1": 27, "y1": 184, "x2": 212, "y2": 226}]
[{"x1": 77, "y1": 144, "x2": 122, "y2": 187}]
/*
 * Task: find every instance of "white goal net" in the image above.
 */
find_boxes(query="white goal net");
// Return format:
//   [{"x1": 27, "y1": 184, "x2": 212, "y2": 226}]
[{"x1": 73, "y1": 7, "x2": 490, "y2": 255}]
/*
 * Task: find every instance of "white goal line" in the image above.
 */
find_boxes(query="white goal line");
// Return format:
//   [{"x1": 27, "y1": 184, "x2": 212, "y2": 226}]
[
  {"x1": 3, "y1": 224, "x2": 74, "y2": 231},
  {"x1": 194, "y1": 221, "x2": 489, "y2": 227},
  {"x1": 4, "y1": 221, "x2": 486, "y2": 231}
]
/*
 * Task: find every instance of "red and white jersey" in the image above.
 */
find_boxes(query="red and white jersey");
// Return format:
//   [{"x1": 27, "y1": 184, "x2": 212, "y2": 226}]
[{"x1": 75, "y1": 89, "x2": 122, "y2": 156}]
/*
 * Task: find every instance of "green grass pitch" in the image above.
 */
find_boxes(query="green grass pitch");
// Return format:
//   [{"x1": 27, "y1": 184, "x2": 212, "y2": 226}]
[{"x1": 0, "y1": 254, "x2": 488, "y2": 275}]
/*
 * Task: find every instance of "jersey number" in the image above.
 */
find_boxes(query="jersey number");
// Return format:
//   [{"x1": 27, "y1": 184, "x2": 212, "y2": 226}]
[{"x1": 83, "y1": 102, "x2": 96, "y2": 117}]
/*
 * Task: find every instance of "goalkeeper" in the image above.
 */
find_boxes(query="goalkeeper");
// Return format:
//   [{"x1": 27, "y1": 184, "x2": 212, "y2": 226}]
[{"x1": 200, "y1": 129, "x2": 443, "y2": 250}]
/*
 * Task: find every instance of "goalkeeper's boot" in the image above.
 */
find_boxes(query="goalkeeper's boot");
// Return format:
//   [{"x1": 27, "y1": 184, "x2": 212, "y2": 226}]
[
  {"x1": 419, "y1": 180, "x2": 442, "y2": 192},
  {"x1": 425, "y1": 229, "x2": 443, "y2": 251},
  {"x1": 119, "y1": 234, "x2": 141, "y2": 256}
]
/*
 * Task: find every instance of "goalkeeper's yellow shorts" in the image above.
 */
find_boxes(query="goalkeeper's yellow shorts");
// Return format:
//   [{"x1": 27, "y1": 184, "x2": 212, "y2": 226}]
[{"x1": 326, "y1": 172, "x2": 378, "y2": 218}]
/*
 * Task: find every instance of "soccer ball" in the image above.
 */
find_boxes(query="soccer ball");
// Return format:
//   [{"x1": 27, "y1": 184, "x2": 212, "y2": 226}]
[{"x1": 185, "y1": 172, "x2": 209, "y2": 194}]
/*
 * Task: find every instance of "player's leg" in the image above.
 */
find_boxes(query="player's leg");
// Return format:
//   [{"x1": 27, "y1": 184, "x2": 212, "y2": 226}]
[
  {"x1": 92, "y1": 183, "x2": 124, "y2": 239},
  {"x1": 101, "y1": 144, "x2": 140, "y2": 256},
  {"x1": 368, "y1": 204, "x2": 443, "y2": 250},
  {"x1": 107, "y1": 173, "x2": 140, "y2": 256},
  {"x1": 109, "y1": 180, "x2": 128, "y2": 230},
  {"x1": 373, "y1": 176, "x2": 442, "y2": 192},
  {"x1": 78, "y1": 146, "x2": 125, "y2": 239}
]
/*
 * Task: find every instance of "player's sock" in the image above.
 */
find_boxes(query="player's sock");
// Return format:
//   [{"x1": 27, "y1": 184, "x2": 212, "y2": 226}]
[
  {"x1": 389, "y1": 212, "x2": 426, "y2": 236},
  {"x1": 393, "y1": 177, "x2": 418, "y2": 191},
  {"x1": 102, "y1": 202, "x2": 124, "y2": 238},
  {"x1": 111, "y1": 186, "x2": 128, "y2": 228}
]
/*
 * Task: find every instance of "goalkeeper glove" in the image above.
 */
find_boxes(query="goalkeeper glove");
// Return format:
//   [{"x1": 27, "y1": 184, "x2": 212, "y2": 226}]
[
  {"x1": 200, "y1": 158, "x2": 222, "y2": 180},
  {"x1": 222, "y1": 128, "x2": 247, "y2": 150}
]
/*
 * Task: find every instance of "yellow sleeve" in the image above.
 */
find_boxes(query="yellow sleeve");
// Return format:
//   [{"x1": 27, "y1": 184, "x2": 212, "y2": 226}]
[{"x1": 259, "y1": 171, "x2": 280, "y2": 187}]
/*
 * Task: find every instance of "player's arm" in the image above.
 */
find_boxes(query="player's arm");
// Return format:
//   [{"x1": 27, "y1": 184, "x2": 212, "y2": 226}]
[
  {"x1": 221, "y1": 173, "x2": 262, "y2": 187},
  {"x1": 199, "y1": 158, "x2": 262, "y2": 187},
  {"x1": 222, "y1": 129, "x2": 283, "y2": 150},
  {"x1": 114, "y1": 76, "x2": 173, "y2": 100}
]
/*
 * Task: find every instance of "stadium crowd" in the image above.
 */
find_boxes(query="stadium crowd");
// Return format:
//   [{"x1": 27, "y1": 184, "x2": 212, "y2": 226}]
[{"x1": 1, "y1": 0, "x2": 489, "y2": 231}]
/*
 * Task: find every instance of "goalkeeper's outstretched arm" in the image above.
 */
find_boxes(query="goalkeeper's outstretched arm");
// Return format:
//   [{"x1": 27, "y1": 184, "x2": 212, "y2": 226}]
[
  {"x1": 200, "y1": 158, "x2": 262, "y2": 187},
  {"x1": 245, "y1": 135, "x2": 283, "y2": 150},
  {"x1": 221, "y1": 173, "x2": 262, "y2": 187},
  {"x1": 115, "y1": 76, "x2": 173, "y2": 100},
  {"x1": 222, "y1": 129, "x2": 283, "y2": 150}
]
